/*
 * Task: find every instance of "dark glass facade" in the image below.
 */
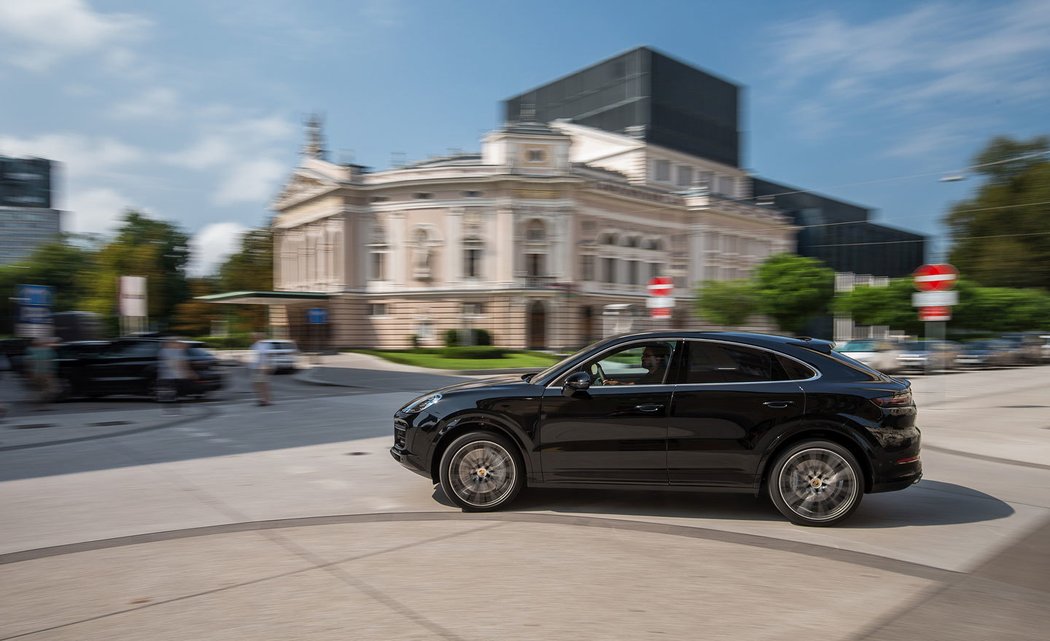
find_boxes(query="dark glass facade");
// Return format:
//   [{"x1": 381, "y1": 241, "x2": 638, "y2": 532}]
[
  {"x1": 504, "y1": 47, "x2": 741, "y2": 167},
  {"x1": 0, "y1": 157, "x2": 53, "y2": 209},
  {"x1": 752, "y1": 178, "x2": 926, "y2": 278}
]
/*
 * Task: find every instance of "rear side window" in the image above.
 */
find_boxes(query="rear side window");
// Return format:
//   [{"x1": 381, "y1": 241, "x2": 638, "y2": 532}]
[{"x1": 683, "y1": 341, "x2": 810, "y2": 383}]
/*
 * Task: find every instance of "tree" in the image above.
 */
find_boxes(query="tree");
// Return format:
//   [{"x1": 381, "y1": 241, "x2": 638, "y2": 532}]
[
  {"x1": 945, "y1": 136, "x2": 1050, "y2": 289},
  {"x1": 695, "y1": 280, "x2": 759, "y2": 328},
  {"x1": 0, "y1": 236, "x2": 97, "y2": 335},
  {"x1": 833, "y1": 278, "x2": 922, "y2": 336},
  {"x1": 81, "y1": 211, "x2": 191, "y2": 330},
  {"x1": 216, "y1": 225, "x2": 274, "y2": 332},
  {"x1": 834, "y1": 278, "x2": 1050, "y2": 336},
  {"x1": 754, "y1": 254, "x2": 835, "y2": 334},
  {"x1": 171, "y1": 278, "x2": 225, "y2": 336}
]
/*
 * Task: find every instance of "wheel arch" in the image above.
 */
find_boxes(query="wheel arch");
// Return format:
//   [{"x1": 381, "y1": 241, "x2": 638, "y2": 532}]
[
  {"x1": 757, "y1": 426, "x2": 874, "y2": 494},
  {"x1": 429, "y1": 412, "x2": 534, "y2": 484}
]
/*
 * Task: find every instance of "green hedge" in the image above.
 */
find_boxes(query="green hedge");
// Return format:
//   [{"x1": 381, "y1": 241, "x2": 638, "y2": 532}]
[
  {"x1": 440, "y1": 346, "x2": 511, "y2": 359},
  {"x1": 443, "y1": 328, "x2": 493, "y2": 347},
  {"x1": 193, "y1": 333, "x2": 254, "y2": 349}
]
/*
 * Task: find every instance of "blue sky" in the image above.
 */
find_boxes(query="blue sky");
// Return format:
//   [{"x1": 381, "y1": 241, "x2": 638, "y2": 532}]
[{"x1": 1, "y1": 0, "x2": 1048, "y2": 275}]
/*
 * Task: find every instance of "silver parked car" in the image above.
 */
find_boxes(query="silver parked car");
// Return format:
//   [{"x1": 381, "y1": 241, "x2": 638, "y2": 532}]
[
  {"x1": 835, "y1": 340, "x2": 902, "y2": 374},
  {"x1": 261, "y1": 339, "x2": 300, "y2": 373},
  {"x1": 896, "y1": 340, "x2": 960, "y2": 373}
]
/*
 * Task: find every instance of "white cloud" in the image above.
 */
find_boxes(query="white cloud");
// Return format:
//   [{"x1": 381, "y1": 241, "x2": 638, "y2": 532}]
[
  {"x1": 112, "y1": 87, "x2": 181, "y2": 121},
  {"x1": 0, "y1": 0, "x2": 150, "y2": 71},
  {"x1": 215, "y1": 158, "x2": 286, "y2": 205},
  {"x1": 66, "y1": 187, "x2": 135, "y2": 235},
  {"x1": 165, "y1": 114, "x2": 295, "y2": 206},
  {"x1": 0, "y1": 133, "x2": 143, "y2": 179},
  {"x1": 766, "y1": 1, "x2": 1050, "y2": 134},
  {"x1": 188, "y1": 222, "x2": 248, "y2": 277}
]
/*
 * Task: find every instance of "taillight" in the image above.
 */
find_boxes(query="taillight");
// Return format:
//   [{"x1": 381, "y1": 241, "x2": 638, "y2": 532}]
[{"x1": 872, "y1": 390, "x2": 913, "y2": 407}]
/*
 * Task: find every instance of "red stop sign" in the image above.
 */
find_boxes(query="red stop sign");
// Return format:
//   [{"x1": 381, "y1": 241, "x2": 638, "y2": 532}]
[
  {"x1": 648, "y1": 276, "x2": 673, "y2": 297},
  {"x1": 913, "y1": 264, "x2": 958, "y2": 292}
]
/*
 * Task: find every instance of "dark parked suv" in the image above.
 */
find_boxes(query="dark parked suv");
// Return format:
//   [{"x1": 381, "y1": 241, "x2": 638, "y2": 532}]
[
  {"x1": 55, "y1": 337, "x2": 224, "y2": 400},
  {"x1": 392, "y1": 331, "x2": 921, "y2": 526}
]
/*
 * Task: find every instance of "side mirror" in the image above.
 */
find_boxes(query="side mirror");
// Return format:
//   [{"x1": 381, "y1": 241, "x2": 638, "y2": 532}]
[{"x1": 563, "y1": 371, "x2": 592, "y2": 396}]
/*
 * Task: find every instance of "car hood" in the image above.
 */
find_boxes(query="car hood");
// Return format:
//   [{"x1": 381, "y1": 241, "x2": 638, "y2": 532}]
[{"x1": 434, "y1": 374, "x2": 535, "y2": 394}]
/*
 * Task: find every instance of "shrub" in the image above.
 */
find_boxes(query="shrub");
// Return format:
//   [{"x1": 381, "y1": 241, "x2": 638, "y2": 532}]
[
  {"x1": 441, "y1": 346, "x2": 512, "y2": 359},
  {"x1": 444, "y1": 329, "x2": 460, "y2": 347}
]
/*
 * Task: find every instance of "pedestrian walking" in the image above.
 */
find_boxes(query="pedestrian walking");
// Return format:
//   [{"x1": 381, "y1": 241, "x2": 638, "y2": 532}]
[
  {"x1": 249, "y1": 333, "x2": 274, "y2": 406},
  {"x1": 26, "y1": 336, "x2": 58, "y2": 405},
  {"x1": 157, "y1": 338, "x2": 196, "y2": 414}
]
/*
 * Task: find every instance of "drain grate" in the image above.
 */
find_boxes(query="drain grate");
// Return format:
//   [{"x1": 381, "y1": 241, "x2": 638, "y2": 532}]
[
  {"x1": 1000, "y1": 405, "x2": 1049, "y2": 409},
  {"x1": 13, "y1": 424, "x2": 53, "y2": 429},
  {"x1": 346, "y1": 451, "x2": 370, "y2": 456},
  {"x1": 90, "y1": 420, "x2": 132, "y2": 427}
]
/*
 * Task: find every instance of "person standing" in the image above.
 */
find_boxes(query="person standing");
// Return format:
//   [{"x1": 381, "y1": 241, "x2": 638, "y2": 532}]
[
  {"x1": 27, "y1": 336, "x2": 58, "y2": 405},
  {"x1": 249, "y1": 333, "x2": 273, "y2": 406},
  {"x1": 157, "y1": 338, "x2": 195, "y2": 414}
]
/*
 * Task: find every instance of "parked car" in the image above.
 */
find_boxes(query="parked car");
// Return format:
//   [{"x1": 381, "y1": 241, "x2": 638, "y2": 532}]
[
  {"x1": 835, "y1": 339, "x2": 902, "y2": 373},
  {"x1": 55, "y1": 337, "x2": 223, "y2": 400},
  {"x1": 1042, "y1": 335, "x2": 1050, "y2": 363},
  {"x1": 955, "y1": 339, "x2": 1019, "y2": 369},
  {"x1": 896, "y1": 340, "x2": 960, "y2": 373},
  {"x1": 391, "y1": 331, "x2": 921, "y2": 527},
  {"x1": 1000, "y1": 332, "x2": 1045, "y2": 364},
  {"x1": 259, "y1": 339, "x2": 299, "y2": 373}
]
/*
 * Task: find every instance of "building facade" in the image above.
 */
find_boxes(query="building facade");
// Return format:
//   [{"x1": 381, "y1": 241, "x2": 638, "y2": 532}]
[
  {"x1": 269, "y1": 119, "x2": 794, "y2": 349},
  {"x1": 0, "y1": 155, "x2": 62, "y2": 265}
]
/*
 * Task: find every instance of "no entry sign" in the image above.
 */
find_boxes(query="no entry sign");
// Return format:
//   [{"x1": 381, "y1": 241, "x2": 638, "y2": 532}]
[{"x1": 913, "y1": 264, "x2": 958, "y2": 292}]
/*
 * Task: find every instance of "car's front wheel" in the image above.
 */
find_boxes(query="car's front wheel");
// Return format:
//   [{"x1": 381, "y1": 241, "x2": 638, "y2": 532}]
[
  {"x1": 768, "y1": 440, "x2": 863, "y2": 526},
  {"x1": 439, "y1": 432, "x2": 523, "y2": 512}
]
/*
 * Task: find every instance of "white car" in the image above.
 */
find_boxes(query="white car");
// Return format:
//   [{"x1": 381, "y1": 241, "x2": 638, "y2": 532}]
[
  {"x1": 835, "y1": 340, "x2": 902, "y2": 374},
  {"x1": 261, "y1": 340, "x2": 299, "y2": 373}
]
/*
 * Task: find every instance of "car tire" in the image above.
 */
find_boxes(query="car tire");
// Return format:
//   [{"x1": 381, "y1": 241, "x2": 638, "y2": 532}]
[
  {"x1": 438, "y1": 431, "x2": 524, "y2": 512},
  {"x1": 768, "y1": 440, "x2": 863, "y2": 527}
]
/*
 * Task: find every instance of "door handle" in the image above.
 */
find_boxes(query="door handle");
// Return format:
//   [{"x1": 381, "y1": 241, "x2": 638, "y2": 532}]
[
  {"x1": 763, "y1": 401, "x2": 795, "y2": 409},
  {"x1": 635, "y1": 403, "x2": 664, "y2": 413}
]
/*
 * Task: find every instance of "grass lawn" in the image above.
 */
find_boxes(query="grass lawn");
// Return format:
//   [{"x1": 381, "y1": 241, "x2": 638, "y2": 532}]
[{"x1": 355, "y1": 349, "x2": 561, "y2": 370}]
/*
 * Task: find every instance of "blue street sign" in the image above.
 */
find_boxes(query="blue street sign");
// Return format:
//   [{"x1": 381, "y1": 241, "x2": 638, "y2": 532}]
[
  {"x1": 17, "y1": 284, "x2": 52, "y2": 307},
  {"x1": 307, "y1": 307, "x2": 328, "y2": 324}
]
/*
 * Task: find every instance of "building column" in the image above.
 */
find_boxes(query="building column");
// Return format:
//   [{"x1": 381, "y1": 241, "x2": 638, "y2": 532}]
[
  {"x1": 495, "y1": 206, "x2": 514, "y2": 284},
  {"x1": 446, "y1": 207, "x2": 463, "y2": 285}
]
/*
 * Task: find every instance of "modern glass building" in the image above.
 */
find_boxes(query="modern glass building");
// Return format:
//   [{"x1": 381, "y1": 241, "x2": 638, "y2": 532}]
[
  {"x1": 0, "y1": 156, "x2": 62, "y2": 265},
  {"x1": 504, "y1": 46, "x2": 742, "y2": 168}
]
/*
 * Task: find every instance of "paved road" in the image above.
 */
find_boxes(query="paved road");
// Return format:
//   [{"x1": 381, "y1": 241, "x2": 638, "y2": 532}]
[{"x1": 0, "y1": 364, "x2": 1047, "y2": 640}]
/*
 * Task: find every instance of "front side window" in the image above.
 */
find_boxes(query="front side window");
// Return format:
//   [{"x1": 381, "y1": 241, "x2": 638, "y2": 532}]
[{"x1": 578, "y1": 341, "x2": 677, "y2": 386}]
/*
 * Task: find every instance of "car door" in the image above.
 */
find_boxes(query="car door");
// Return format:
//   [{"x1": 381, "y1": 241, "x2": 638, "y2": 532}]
[
  {"x1": 667, "y1": 340, "x2": 809, "y2": 488},
  {"x1": 89, "y1": 340, "x2": 159, "y2": 394},
  {"x1": 538, "y1": 340, "x2": 679, "y2": 485}
]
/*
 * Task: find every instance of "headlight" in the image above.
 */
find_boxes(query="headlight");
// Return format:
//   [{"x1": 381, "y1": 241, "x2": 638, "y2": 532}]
[{"x1": 400, "y1": 393, "x2": 442, "y2": 414}]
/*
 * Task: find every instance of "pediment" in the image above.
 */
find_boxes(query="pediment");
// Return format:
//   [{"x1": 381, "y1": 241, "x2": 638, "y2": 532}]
[{"x1": 274, "y1": 171, "x2": 337, "y2": 207}]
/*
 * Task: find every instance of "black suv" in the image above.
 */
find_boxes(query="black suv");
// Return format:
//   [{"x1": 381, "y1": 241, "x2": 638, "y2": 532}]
[
  {"x1": 55, "y1": 337, "x2": 224, "y2": 400},
  {"x1": 392, "y1": 331, "x2": 921, "y2": 527}
]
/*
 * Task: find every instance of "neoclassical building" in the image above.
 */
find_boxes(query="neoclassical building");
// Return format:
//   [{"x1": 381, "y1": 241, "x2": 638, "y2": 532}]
[{"x1": 264, "y1": 116, "x2": 794, "y2": 350}]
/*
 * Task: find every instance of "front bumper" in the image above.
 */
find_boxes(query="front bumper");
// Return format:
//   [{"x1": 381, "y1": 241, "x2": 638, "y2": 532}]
[{"x1": 390, "y1": 417, "x2": 429, "y2": 478}]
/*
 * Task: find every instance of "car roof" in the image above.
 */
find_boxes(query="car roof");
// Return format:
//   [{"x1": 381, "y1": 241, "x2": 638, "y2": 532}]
[{"x1": 607, "y1": 330, "x2": 835, "y2": 353}]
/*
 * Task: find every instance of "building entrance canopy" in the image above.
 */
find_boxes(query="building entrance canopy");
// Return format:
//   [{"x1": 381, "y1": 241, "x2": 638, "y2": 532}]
[{"x1": 196, "y1": 291, "x2": 330, "y2": 305}]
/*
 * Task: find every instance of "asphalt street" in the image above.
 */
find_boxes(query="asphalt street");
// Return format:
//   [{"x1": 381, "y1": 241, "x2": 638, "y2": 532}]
[{"x1": 0, "y1": 362, "x2": 1048, "y2": 640}]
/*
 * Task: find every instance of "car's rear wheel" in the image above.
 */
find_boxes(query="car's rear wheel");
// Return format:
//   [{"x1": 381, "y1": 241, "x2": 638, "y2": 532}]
[
  {"x1": 768, "y1": 440, "x2": 863, "y2": 526},
  {"x1": 439, "y1": 432, "x2": 523, "y2": 512}
]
